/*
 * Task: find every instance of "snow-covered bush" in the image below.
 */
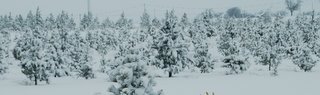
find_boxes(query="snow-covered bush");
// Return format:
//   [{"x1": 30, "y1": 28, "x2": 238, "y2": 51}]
[
  {"x1": 108, "y1": 63, "x2": 162, "y2": 95},
  {"x1": 222, "y1": 56, "x2": 249, "y2": 74},
  {"x1": 194, "y1": 42, "x2": 214, "y2": 73},
  {"x1": 78, "y1": 65, "x2": 94, "y2": 79},
  {"x1": 292, "y1": 49, "x2": 317, "y2": 72}
]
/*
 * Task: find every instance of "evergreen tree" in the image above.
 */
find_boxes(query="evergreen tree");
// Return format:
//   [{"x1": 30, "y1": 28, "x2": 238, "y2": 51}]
[
  {"x1": 44, "y1": 14, "x2": 56, "y2": 30},
  {"x1": 140, "y1": 8, "x2": 151, "y2": 29},
  {"x1": 218, "y1": 19, "x2": 250, "y2": 75},
  {"x1": 0, "y1": 30, "x2": 10, "y2": 75},
  {"x1": 44, "y1": 30, "x2": 70, "y2": 77},
  {"x1": 115, "y1": 12, "x2": 133, "y2": 30},
  {"x1": 25, "y1": 11, "x2": 35, "y2": 29},
  {"x1": 56, "y1": 11, "x2": 76, "y2": 31},
  {"x1": 80, "y1": 12, "x2": 99, "y2": 30},
  {"x1": 199, "y1": 9, "x2": 216, "y2": 37},
  {"x1": 155, "y1": 10, "x2": 189, "y2": 77},
  {"x1": 259, "y1": 18, "x2": 286, "y2": 75},
  {"x1": 101, "y1": 18, "x2": 114, "y2": 29},
  {"x1": 108, "y1": 34, "x2": 162, "y2": 95},
  {"x1": 291, "y1": 16, "x2": 319, "y2": 72},
  {"x1": 19, "y1": 29, "x2": 50, "y2": 85},
  {"x1": 34, "y1": 7, "x2": 44, "y2": 29},
  {"x1": 179, "y1": 13, "x2": 191, "y2": 30},
  {"x1": 14, "y1": 14, "x2": 25, "y2": 31},
  {"x1": 151, "y1": 17, "x2": 161, "y2": 28},
  {"x1": 68, "y1": 31, "x2": 94, "y2": 79}
]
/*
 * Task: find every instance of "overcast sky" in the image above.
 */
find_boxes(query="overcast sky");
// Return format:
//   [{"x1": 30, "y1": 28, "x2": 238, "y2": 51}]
[{"x1": 0, "y1": 0, "x2": 318, "y2": 21}]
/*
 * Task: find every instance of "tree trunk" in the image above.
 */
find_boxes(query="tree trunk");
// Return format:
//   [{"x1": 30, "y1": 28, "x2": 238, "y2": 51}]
[
  {"x1": 34, "y1": 74, "x2": 38, "y2": 85},
  {"x1": 168, "y1": 71, "x2": 172, "y2": 77},
  {"x1": 268, "y1": 63, "x2": 271, "y2": 71}
]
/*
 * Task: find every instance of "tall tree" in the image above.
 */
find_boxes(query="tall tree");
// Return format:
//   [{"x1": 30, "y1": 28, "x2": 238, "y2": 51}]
[
  {"x1": 19, "y1": 29, "x2": 50, "y2": 85},
  {"x1": 156, "y1": 10, "x2": 189, "y2": 77},
  {"x1": 0, "y1": 30, "x2": 10, "y2": 75},
  {"x1": 68, "y1": 31, "x2": 94, "y2": 79},
  {"x1": 108, "y1": 32, "x2": 162, "y2": 95},
  {"x1": 285, "y1": 0, "x2": 302, "y2": 16},
  {"x1": 140, "y1": 8, "x2": 151, "y2": 29}
]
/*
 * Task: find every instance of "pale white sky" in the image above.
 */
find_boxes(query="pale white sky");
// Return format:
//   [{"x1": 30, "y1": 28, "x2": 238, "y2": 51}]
[{"x1": 0, "y1": 0, "x2": 318, "y2": 21}]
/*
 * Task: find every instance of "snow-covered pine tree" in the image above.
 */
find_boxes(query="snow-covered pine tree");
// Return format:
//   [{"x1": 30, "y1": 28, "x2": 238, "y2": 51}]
[
  {"x1": 19, "y1": 29, "x2": 50, "y2": 85},
  {"x1": 14, "y1": 14, "x2": 25, "y2": 31},
  {"x1": 260, "y1": 18, "x2": 286, "y2": 75},
  {"x1": 86, "y1": 30, "x2": 100, "y2": 50},
  {"x1": 68, "y1": 31, "x2": 94, "y2": 79},
  {"x1": 108, "y1": 32, "x2": 162, "y2": 95},
  {"x1": 15, "y1": 8, "x2": 53, "y2": 84},
  {"x1": 198, "y1": 9, "x2": 216, "y2": 37},
  {"x1": 80, "y1": 12, "x2": 99, "y2": 30},
  {"x1": 0, "y1": 30, "x2": 10, "y2": 75},
  {"x1": 17, "y1": 7, "x2": 50, "y2": 82},
  {"x1": 101, "y1": 18, "x2": 114, "y2": 29},
  {"x1": 115, "y1": 12, "x2": 133, "y2": 30},
  {"x1": 190, "y1": 14, "x2": 215, "y2": 73},
  {"x1": 194, "y1": 42, "x2": 213, "y2": 73},
  {"x1": 43, "y1": 30, "x2": 70, "y2": 77},
  {"x1": 56, "y1": 11, "x2": 76, "y2": 31},
  {"x1": 34, "y1": 7, "x2": 44, "y2": 29},
  {"x1": 0, "y1": 14, "x2": 15, "y2": 30},
  {"x1": 292, "y1": 46, "x2": 317, "y2": 72},
  {"x1": 291, "y1": 16, "x2": 319, "y2": 72},
  {"x1": 140, "y1": 8, "x2": 151, "y2": 29},
  {"x1": 25, "y1": 11, "x2": 35, "y2": 29},
  {"x1": 218, "y1": 19, "x2": 249, "y2": 75},
  {"x1": 251, "y1": 19, "x2": 275, "y2": 71},
  {"x1": 179, "y1": 13, "x2": 191, "y2": 30},
  {"x1": 13, "y1": 8, "x2": 44, "y2": 60},
  {"x1": 44, "y1": 13, "x2": 56, "y2": 30},
  {"x1": 151, "y1": 17, "x2": 162, "y2": 28},
  {"x1": 155, "y1": 10, "x2": 190, "y2": 77}
]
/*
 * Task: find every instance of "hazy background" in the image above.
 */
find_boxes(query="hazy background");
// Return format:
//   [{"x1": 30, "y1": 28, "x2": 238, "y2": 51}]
[{"x1": 0, "y1": 0, "x2": 319, "y2": 21}]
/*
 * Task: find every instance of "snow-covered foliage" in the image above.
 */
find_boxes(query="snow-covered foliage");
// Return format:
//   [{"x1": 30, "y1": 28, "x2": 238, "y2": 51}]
[
  {"x1": 153, "y1": 10, "x2": 192, "y2": 77},
  {"x1": 217, "y1": 19, "x2": 251, "y2": 74},
  {"x1": 18, "y1": 29, "x2": 50, "y2": 85},
  {"x1": 68, "y1": 31, "x2": 94, "y2": 79},
  {"x1": 194, "y1": 42, "x2": 214, "y2": 73},
  {"x1": 80, "y1": 12, "x2": 99, "y2": 30},
  {"x1": 0, "y1": 30, "x2": 10, "y2": 75},
  {"x1": 107, "y1": 30, "x2": 162, "y2": 95}
]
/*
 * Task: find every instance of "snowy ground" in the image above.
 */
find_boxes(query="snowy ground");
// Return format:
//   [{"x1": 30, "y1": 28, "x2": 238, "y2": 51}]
[
  {"x1": 156, "y1": 69, "x2": 320, "y2": 95},
  {"x1": 1, "y1": 62, "x2": 319, "y2": 95}
]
